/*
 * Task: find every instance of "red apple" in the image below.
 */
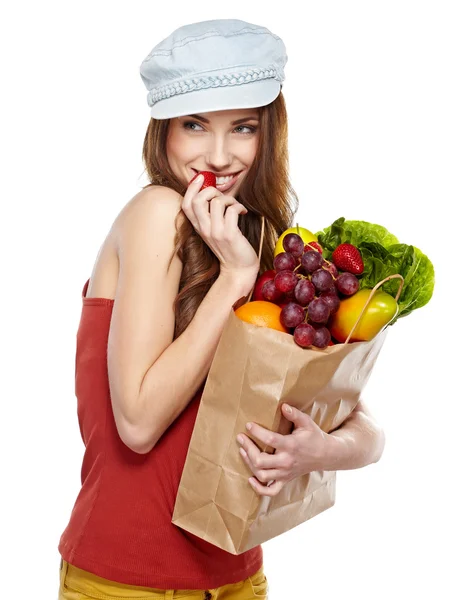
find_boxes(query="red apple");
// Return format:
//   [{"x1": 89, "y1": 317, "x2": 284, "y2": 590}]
[{"x1": 252, "y1": 269, "x2": 276, "y2": 301}]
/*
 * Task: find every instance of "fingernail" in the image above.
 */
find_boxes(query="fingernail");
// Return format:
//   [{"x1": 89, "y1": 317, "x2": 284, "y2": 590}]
[
  {"x1": 237, "y1": 435, "x2": 244, "y2": 445},
  {"x1": 246, "y1": 423, "x2": 252, "y2": 431},
  {"x1": 284, "y1": 404, "x2": 292, "y2": 413},
  {"x1": 195, "y1": 174, "x2": 204, "y2": 183}
]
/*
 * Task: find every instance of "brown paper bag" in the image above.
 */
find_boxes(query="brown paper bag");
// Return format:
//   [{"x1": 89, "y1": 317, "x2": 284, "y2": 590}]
[{"x1": 172, "y1": 217, "x2": 402, "y2": 555}]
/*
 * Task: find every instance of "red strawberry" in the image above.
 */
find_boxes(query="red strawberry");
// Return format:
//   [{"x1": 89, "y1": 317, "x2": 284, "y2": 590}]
[
  {"x1": 305, "y1": 241, "x2": 323, "y2": 254},
  {"x1": 189, "y1": 170, "x2": 217, "y2": 190},
  {"x1": 332, "y1": 243, "x2": 364, "y2": 275}
]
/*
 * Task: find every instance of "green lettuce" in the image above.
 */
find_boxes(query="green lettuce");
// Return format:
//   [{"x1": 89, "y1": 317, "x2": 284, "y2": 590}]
[{"x1": 315, "y1": 217, "x2": 435, "y2": 323}]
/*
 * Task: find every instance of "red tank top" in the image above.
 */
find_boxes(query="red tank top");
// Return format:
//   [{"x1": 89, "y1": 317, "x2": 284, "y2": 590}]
[{"x1": 58, "y1": 279, "x2": 263, "y2": 588}]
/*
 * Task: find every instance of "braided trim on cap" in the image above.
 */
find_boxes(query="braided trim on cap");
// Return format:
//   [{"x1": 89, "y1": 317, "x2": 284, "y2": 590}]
[{"x1": 149, "y1": 67, "x2": 282, "y2": 106}]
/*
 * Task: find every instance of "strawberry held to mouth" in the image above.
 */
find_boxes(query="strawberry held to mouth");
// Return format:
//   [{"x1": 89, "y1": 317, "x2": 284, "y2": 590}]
[
  {"x1": 189, "y1": 170, "x2": 217, "y2": 190},
  {"x1": 332, "y1": 243, "x2": 364, "y2": 275}
]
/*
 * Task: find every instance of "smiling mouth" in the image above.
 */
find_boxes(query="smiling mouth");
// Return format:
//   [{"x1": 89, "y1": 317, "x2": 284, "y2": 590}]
[{"x1": 192, "y1": 168, "x2": 243, "y2": 178}]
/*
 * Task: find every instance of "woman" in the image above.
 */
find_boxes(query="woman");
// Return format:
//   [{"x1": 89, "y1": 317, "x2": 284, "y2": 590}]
[{"x1": 58, "y1": 18, "x2": 385, "y2": 599}]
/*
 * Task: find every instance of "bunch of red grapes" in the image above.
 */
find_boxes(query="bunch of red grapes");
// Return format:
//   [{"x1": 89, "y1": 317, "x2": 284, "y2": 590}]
[{"x1": 263, "y1": 234, "x2": 361, "y2": 348}]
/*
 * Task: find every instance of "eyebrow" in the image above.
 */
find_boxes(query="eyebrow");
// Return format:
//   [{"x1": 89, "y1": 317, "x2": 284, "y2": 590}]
[{"x1": 186, "y1": 114, "x2": 260, "y2": 125}]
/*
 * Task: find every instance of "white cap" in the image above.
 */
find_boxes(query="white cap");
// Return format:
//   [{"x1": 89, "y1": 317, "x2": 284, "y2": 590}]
[{"x1": 139, "y1": 19, "x2": 288, "y2": 119}]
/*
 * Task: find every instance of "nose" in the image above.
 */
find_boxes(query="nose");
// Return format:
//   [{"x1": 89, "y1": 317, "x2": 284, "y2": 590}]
[{"x1": 206, "y1": 135, "x2": 233, "y2": 171}]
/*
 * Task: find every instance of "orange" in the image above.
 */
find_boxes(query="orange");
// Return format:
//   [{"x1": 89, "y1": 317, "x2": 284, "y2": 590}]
[{"x1": 234, "y1": 300, "x2": 289, "y2": 333}]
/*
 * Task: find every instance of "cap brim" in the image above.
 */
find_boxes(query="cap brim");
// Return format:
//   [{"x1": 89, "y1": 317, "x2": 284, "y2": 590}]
[{"x1": 149, "y1": 79, "x2": 281, "y2": 119}]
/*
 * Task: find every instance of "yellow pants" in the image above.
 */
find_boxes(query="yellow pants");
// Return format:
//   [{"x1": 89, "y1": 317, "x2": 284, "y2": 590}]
[{"x1": 58, "y1": 558, "x2": 268, "y2": 599}]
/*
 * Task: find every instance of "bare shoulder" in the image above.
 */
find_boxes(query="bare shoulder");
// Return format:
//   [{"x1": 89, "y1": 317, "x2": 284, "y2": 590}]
[
  {"x1": 85, "y1": 186, "x2": 183, "y2": 301},
  {"x1": 111, "y1": 185, "x2": 184, "y2": 240}
]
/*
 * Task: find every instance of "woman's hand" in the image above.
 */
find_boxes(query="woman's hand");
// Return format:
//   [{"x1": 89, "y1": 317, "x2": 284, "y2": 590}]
[
  {"x1": 237, "y1": 401, "x2": 385, "y2": 497},
  {"x1": 236, "y1": 403, "x2": 339, "y2": 497},
  {"x1": 181, "y1": 173, "x2": 260, "y2": 279}
]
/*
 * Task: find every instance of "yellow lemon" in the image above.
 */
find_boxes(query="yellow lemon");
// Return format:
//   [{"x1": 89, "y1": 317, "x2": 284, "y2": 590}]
[{"x1": 274, "y1": 226, "x2": 318, "y2": 257}]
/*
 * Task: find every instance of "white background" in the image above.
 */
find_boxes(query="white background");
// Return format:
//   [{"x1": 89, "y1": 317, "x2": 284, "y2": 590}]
[{"x1": 2, "y1": 1, "x2": 448, "y2": 598}]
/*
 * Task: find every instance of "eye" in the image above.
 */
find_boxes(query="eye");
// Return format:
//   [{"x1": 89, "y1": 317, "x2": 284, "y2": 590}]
[
  {"x1": 182, "y1": 121, "x2": 257, "y2": 134},
  {"x1": 183, "y1": 121, "x2": 203, "y2": 131},
  {"x1": 235, "y1": 125, "x2": 257, "y2": 135}
]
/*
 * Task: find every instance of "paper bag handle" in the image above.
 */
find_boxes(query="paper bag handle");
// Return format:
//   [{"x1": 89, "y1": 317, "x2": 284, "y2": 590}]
[
  {"x1": 344, "y1": 273, "x2": 405, "y2": 344},
  {"x1": 244, "y1": 215, "x2": 266, "y2": 304}
]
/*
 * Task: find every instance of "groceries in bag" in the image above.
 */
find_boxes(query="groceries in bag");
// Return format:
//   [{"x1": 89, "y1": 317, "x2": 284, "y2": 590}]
[{"x1": 250, "y1": 217, "x2": 434, "y2": 345}]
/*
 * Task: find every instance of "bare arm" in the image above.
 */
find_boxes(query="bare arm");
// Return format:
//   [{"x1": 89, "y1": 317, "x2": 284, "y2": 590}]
[
  {"x1": 325, "y1": 399, "x2": 386, "y2": 470},
  {"x1": 134, "y1": 272, "x2": 251, "y2": 453},
  {"x1": 233, "y1": 399, "x2": 386, "y2": 498},
  {"x1": 107, "y1": 186, "x2": 256, "y2": 454}
]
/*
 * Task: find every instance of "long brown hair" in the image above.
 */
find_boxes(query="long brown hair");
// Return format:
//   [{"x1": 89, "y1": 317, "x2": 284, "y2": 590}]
[{"x1": 141, "y1": 91, "x2": 299, "y2": 339}]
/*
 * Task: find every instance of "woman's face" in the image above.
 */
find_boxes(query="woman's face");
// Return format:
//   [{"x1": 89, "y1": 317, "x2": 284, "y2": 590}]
[{"x1": 166, "y1": 108, "x2": 261, "y2": 195}]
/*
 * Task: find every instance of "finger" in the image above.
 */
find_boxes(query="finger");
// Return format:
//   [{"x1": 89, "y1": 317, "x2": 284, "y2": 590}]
[
  {"x1": 239, "y1": 447, "x2": 281, "y2": 483},
  {"x1": 191, "y1": 186, "x2": 223, "y2": 235},
  {"x1": 209, "y1": 196, "x2": 238, "y2": 239},
  {"x1": 181, "y1": 174, "x2": 205, "y2": 229},
  {"x1": 182, "y1": 172, "x2": 205, "y2": 209},
  {"x1": 223, "y1": 202, "x2": 248, "y2": 238},
  {"x1": 282, "y1": 404, "x2": 315, "y2": 430},
  {"x1": 238, "y1": 434, "x2": 286, "y2": 470},
  {"x1": 248, "y1": 476, "x2": 284, "y2": 497},
  {"x1": 245, "y1": 422, "x2": 286, "y2": 451}
]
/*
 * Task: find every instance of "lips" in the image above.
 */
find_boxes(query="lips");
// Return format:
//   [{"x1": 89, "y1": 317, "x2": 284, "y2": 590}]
[
  {"x1": 215, "y1": 172, "x2": 242, "y2": 192},
  {"x1": 190, "y1": 168, "x2": 243, "y2": 193},
  {"x1": 192, "y1": 168, "x2": 242, "y2": 178}
]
